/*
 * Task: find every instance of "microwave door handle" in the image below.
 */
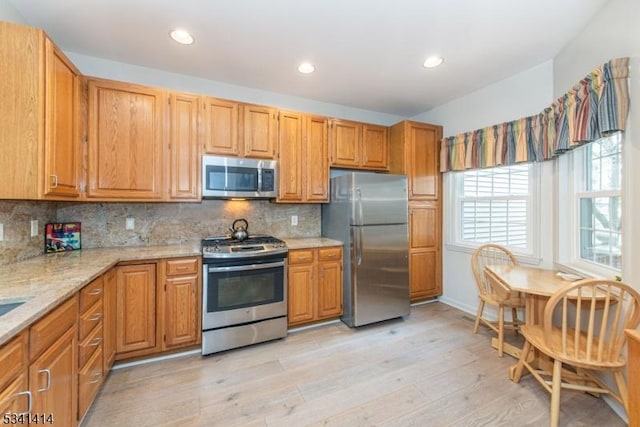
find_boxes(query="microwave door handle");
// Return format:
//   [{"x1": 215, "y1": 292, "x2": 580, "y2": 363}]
[{"x1": 257, "y1": 169, "x2": 262, "y2": 191}]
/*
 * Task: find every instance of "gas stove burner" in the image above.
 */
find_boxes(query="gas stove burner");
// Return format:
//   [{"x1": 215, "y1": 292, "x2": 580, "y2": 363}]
[{"x1": 201, "y1": 234, "x2": 287, "y2": 259}]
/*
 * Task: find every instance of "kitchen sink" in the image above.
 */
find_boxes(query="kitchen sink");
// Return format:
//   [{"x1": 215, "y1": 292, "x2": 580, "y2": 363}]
[{"x1": 0, "y1": 299, "x2": 29, "y2": 317}]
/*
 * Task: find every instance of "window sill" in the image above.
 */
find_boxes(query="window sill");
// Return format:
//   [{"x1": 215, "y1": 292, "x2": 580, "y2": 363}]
[
  {"x1": 553, "y1": 261, "x2": 620, "y2": 281},
  {"x1": 445, "y1": 243, "x2": 542, "y2": 266}
]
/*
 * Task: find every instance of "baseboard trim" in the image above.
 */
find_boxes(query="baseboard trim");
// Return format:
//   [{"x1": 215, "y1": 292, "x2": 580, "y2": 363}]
[{"x1": 112, "y1": 349, "x2": 201, "y2": 370}]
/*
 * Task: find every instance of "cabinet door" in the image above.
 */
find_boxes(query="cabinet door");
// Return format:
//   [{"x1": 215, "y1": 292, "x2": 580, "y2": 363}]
[
  {"x1": 242, "y1": 104, "x2": 277, "y2": 159},
  {"x1": 0, "y1": 332, "x2": 28, "y2": 414},
  {"x1": 202, "y1": 97, "x2": 239, "y2": 156},
  {"x1": 29, "y1": 326, "x2": 78, "y2": 427},
  {"x1": 317, "y1": 259, "x2": 342, "y2": 319},
  {"x1": 43, "y1": 38, "x2": 82, "y2": 198},
  {"x1": 169, "y1": 92, "x2": 200, "y2": 200},
  {"x1": 409, "y1": 203, "x2": 441, "y2": 299},
  {"x1": 329, "y1": 119, "x2": 360, "y2": 167},
  {"x1": 87, "y1": 79, "x2": 166, "y2": 199},
  {"x1": 277, "y1": 111, "x2": 304, "y2": 202},
  {"x1": 407, "y1": 124, "x2": 440, "y2": 200},
  {"x1": 305, "y1": 115, "x2": 329, "y2": 202},
  {"x1": 163, "y1": 274, "x2": 199, "y2": 349},
  {"x1": 102, "y1": 268, "x2": 117, "y2": 373},
  {"x1": 287, "y1": 264, "x2": 315, "y2": 326},
  {"x1": 115, "y1": 264, "x2": 157, "y2": 356},
  {"x1": 0, "y1": 22, "x2": 42, "y2": 200},
  {"x1": 361, "y1": 124, "x2": 388, "y2": 170}
]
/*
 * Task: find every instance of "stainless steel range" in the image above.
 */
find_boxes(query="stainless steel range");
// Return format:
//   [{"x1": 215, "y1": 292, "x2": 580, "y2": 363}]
[{"x1": 201, "y1": 234, "x2": 288, "y2": 355}]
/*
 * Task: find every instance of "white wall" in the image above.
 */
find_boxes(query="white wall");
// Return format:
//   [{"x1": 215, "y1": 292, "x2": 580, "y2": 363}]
[
  {"x1": 0, "y1": 0, "x2": 24, "y2": 23},
  {"x1": 411, "y1": 61, "x2": 555, "y2": 315},
  {"x1": 66, "y1": 53, "x2": 404, "y2": 126}
]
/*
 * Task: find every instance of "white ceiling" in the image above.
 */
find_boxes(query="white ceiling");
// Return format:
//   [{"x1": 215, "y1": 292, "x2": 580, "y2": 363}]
[{"x1": 8, "y1": 0, "x2": 609, "y2": 117}]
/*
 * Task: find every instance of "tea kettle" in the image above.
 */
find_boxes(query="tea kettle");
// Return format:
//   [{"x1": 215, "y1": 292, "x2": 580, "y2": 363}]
[{"x1": 230, "y1": 218, "x2": 249, "y2": 241}]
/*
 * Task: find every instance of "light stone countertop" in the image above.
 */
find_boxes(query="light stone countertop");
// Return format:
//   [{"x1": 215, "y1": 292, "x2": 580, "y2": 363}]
[
  {"x1": 283, "y1": 237, "x2": 343, "y2": 250},
  {"x1": 0, "y1": 244, "x2": 201, "y2": 347}
]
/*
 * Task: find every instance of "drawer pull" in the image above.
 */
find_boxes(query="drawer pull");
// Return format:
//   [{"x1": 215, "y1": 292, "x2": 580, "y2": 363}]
[
  {"x1": 38, "y1": 369, "x2": 51, "y2": 392},
  {"x1": 89, "y1": 371, "x2": 102, "y2": 384},
  {"x1": 87, "y1": 288, "x2": 103, "y2": 296},
  {"x1": 88, "y1": 313, "x2": 103, "y2": 322},
  {"x1": 176, "y1": 266, "x2": 188, "y2": 270},
  {"x1": 90, "y1": 337, "x2": 103, "y2": 347},
  {"x1": 15, "y1": 390, "x2": 32, "y2": 414}
]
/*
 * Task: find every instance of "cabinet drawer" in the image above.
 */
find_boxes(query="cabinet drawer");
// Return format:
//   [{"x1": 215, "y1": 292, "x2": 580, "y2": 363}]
[
  {"x1": 78, "y1": 347, "x2": 103, "y2": 419},
  {"x1": 289, "y1": 250, "x2": 314, "y2": 265},
  {"x1": 0, "y1": 332, "x2": 27, "y2": 390},
  {"x1": 166, "y1": 258, "x2": 199, "y2": 276},
  {"x1": 79, "y1": 299, "x2": 103, "y2": 341},
  {"x1": 80, "y1": 276, "x2": 104, "y2": 312},
  {"x1": 0, "y1": 373, "x2": 28, "y2": 415},
  {"x1": 29, "y1": 295, "x2": 78, "y2": 361},
  {"x1": 318, "y1": 247, "x2": 342, "y2": 261},
  {"x1": 78, "y1": 321, "x2": 103, "y2": 368}
]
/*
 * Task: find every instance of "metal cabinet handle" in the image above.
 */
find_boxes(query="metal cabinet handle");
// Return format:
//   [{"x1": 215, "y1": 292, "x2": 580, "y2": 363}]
[
  {"x1": 89, "y1": 312, "x2": 103, "y2": 321},
  {"x1": 38, "y1": 369, "x2": 51, "y2": 392},
  {"x1": 88, "y1": 288, "x2": 103, "y2": 295},
  {"x1": 90, "y1": 337, "x2": 103, "y2": 347},
  {"x1": 50, "y1": 175, "x2": 58, "y2": 188},
  {"x1": 16, "y1": 390, "x2": 32, "y2": 415}
]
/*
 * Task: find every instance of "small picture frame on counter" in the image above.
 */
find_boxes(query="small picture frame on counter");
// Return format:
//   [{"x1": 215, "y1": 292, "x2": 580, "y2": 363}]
[{"x1": 45, "y1": 222, "x2": 81, "y2": 253}]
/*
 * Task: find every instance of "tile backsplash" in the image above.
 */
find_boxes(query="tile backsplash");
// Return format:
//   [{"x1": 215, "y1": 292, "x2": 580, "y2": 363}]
[{"x1": 0, "y1": 199, "x2": 320, "y2": 265}]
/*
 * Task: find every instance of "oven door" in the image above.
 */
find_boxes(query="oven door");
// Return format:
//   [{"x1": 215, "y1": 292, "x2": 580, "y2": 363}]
[{"x1": 203, "y1": 259, "x2": 287, "y2": 330}]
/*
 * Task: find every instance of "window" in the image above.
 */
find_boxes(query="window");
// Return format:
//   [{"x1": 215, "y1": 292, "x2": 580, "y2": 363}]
[
  {"x1": 449, "y1": 163, "x2": 537, "y2": 254},
  {"x1": 577, "y1": 134, "x2": 622, "y2": 270}
]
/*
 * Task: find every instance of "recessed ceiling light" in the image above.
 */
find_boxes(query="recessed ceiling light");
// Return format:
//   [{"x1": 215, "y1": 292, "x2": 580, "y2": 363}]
[
  {"x1": 297, "y1": 62, "x2": 316, "y2": 74},
  {"x1": 170, "y1": 29, "x2": 194, "y2": 45},
  {"x1": 423, "y1": 55, "x2": 444, "y2": 68}
]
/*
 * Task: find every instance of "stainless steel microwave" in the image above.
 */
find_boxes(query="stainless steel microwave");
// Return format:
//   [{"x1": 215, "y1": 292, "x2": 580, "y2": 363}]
[{"x1": 202, "y1": 155, "x2": 277, "y2": 199}]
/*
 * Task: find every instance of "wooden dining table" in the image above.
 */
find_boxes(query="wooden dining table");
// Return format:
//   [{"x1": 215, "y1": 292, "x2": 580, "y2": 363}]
[{"x1": 483, "y1": 264, "x2": 580, "y2": 379}]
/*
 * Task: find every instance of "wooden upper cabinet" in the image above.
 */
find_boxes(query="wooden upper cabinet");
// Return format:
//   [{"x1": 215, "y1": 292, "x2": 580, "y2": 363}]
[
  {"x1": 277, "y1": 111, "x2": 304, "y2": 202},
  {"x1": 44, "y1": 38, "x2": 82, "y2": 198},
  {"x1": 330, "y1": 119, "x2": 388, "y2": 170},
  {"x1": 389, "y1": 120, "x2": 442, "y2": 201},
  {"x1": 242, "y1": 104, "x2": 277, "y2": 159},
  {"x1": 169, "y1": 92, "x2": 200, "y2": 200},
  {"x1": 329, "y1": 119, "x2": 361, "y2": 167},
  {"x1": 0, "y1": 22, "x2": 82, "y2": 200},
  {"x1": 361, "y1": 124, "x2": 388, "y2": 170},
  {"x1": 304, "y1": 115, "x2": 329, "y2": 202},
  {"x1": 87, "y1": 78, "x2": 166, "y2": 200},
  {"x1": 201, "y1": 97, "x2": 239, "y2": 156}
]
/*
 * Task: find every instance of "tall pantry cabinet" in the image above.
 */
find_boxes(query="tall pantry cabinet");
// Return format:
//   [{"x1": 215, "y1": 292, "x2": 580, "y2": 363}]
[{"x1": 389, "y1": 121, "x2": 443, "y2": 301}]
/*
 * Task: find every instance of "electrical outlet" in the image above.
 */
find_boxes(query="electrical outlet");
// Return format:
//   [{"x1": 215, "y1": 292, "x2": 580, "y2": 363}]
[
  {"x1": 126, "y1": 218, "x2": 135, "y2": 230},
  {"x1": 291, "y1": 215, "x2": 298, "y2": 226},
  {"x1": 30, "y1": 220, "x2": 38, "y2": 237},
  {"x1": 0, "y1": 223, "x2": 3, "y2": 241}
]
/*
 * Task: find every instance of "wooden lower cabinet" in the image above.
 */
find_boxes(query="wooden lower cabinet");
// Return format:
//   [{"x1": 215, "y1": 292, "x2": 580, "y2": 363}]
[
  {"x1": 160, "y1": 257, "x2": 202, "y2": 350},
  {"x1": 288, "y1": 247, "x2": 343, "y2": 327},
  {"x1": 29, "y1": 296, "x2": 79, "y2": 427},
  {"x1": 0, "y1": 332, "x2": 29, "y2": 415},
  {"x1": 115, "y1": 264, "x2": 158, "y2": 359},
  {"x1": 103, "y1": 268, "x2": 117, "y2": 373},
  {"x1": 627, "y1": 330, "x2": 640, "y2": 427},
  {"x1": 409, "y1": 202, "x2": 442, "y2": 300}
]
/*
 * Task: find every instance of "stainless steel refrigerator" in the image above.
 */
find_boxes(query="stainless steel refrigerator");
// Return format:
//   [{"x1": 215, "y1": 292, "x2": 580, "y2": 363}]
[{"x1": 321, "y1": 172, "x2": 410, "y2": 327}]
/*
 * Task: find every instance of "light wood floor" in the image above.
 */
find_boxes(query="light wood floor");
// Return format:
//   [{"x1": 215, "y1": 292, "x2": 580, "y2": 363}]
[{"x1": 82, "y1": 302, "x2": 625, "y2": 426}]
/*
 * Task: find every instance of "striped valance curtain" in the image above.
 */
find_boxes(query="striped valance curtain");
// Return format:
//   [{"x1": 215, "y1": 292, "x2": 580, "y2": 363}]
[{"x1": 439, "y1": 58, "x2": 630, "y2": 172}]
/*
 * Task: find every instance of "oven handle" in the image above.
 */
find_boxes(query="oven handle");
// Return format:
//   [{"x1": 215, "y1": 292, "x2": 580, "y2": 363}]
[{"x1": 207, "y1": 261, "x2": 285, "y2": 273}]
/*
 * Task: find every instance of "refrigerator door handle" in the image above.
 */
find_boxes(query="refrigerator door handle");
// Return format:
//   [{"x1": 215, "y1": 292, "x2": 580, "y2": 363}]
[
  {"x1": 356, "y1": 227, "x2": 363, "y2": 265},
  {"x1": 355, "y1": 187, "x2": 363, "y2": 225}
]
